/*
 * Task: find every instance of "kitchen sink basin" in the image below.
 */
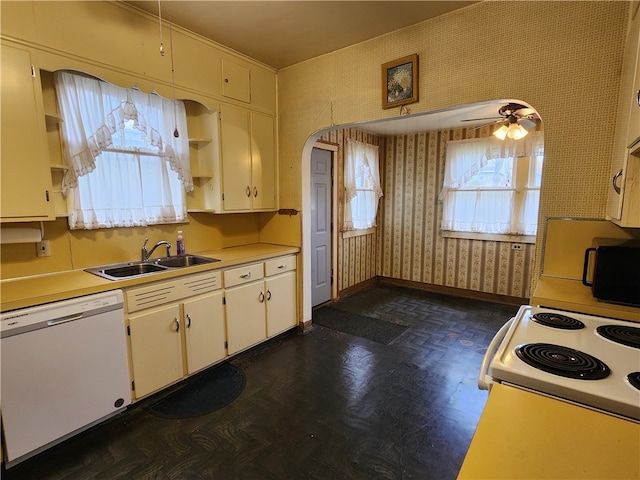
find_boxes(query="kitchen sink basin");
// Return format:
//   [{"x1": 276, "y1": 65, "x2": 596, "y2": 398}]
[
  {"x1": 86, "y1": 262, "x2": 170, "y2": 280},
  {"x1": 153, "y1": 255, "x2": 220, "y2": 268},
  {"x1": 102, "y1": 263, "x2": 168, "y2": 277},
  {"x1": 85, "y1": 255, "x2": 220, "y2": 280}
]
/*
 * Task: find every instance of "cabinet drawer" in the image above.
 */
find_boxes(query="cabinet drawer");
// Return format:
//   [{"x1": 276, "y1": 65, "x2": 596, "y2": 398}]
[
  {"x1": 125, "y1": 270, "x2": 222, "y2": 313},
  {"x1": 265, "y1": 255, "x2": 296, "y2": 277},
  {"x1": 224, "y1": 263, "x2": 264, "y2": 288}
]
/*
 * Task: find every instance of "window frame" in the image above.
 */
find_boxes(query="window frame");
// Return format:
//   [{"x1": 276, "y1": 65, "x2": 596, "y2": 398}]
[
  {"x1": 440, "y1": 133, "x2": 543, "y2": 243},
  {"x1": 344, "y1": 138, "x2": 383, "y2": 233}
]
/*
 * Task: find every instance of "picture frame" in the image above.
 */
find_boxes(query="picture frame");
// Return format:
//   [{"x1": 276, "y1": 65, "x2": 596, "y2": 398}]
[{"x1": 381, "y1": 54, "x2": 419, "y2": 109}]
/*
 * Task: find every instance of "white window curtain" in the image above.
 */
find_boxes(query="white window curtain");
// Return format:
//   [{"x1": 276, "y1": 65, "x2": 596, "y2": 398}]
[
  {"x1": 54, "y1": 71, "x2": 192, "y2": 229},
  {"x1": 344, "y1": 138, "x2": 383, "y2": 230},
  {"x1": 440, "y1": 132, "x2": 544, "y2": 236}
]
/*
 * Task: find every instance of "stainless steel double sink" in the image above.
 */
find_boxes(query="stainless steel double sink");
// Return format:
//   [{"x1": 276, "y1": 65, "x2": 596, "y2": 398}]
[{"x1": 85, "y1": 255, "x2": 220, "y2": 281}]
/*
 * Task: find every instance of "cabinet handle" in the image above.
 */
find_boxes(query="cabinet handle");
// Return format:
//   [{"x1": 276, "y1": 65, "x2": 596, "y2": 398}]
[
  {"x1": 267, "y1": 290, "x2": 272, "y2": 301},
  {"x1": 186, "y1": 313, "x2": 192, "y2": 328},
  {"x1": 224, "y1": 78, "x2": 229, "y2": 83},
  {"x1": 637, "y1": 89, "x2": 639, "y2": 107},
  {"x1": 277, "y1": 265, "x2": 286, "y2": 269},
  {"x1": 174, "y1": 317, "x2": 180, "y2": 332},
  {"x1": 246, "y1": 186, "x2": 251, "y2": 197},
  {"x1": 253, "y1": 186, "x2": 258, "y2": 197},
  {"x1": 612, "y1": 169, "x2": 623, "y2": 194},
  {"x1": 240, "y1": 272, "x2": 251, "y2": 279},
  {"x1": 259, "y1": 292, "x2": 265, "y2": 303}
]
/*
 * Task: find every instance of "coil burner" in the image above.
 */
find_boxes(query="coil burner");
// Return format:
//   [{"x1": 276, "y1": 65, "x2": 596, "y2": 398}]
[{"x1": 515, "y1": 343, "x2": 611, "y2": 380}]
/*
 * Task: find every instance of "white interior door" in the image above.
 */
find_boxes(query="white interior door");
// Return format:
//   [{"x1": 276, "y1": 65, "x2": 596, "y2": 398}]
[{"x1": 310, "y1": 147, "x2": 332, "y2": 306}]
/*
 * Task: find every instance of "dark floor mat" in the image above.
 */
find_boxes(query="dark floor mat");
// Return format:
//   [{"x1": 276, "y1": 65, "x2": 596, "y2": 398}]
[
  {"x1": 312, "y1": 306, "x2": 407, "y2": 345},
  {"x1": 148, "y1": 363, "x2": 245, "y2": 419}
]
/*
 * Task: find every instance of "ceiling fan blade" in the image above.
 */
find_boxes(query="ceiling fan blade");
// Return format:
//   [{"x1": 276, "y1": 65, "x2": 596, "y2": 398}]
[
  {"x1": 518, "y1": 117, "x2": 536, "y2": 129},
  {"x1": 468, "y1": 119, "x2": 503, "y2": 130},
  {"x1": 461, "y1": 116, "x2": 502, "y2": 122},
  {"x1": 513, "y1": 107, "x2": 536, "y2": 117}
]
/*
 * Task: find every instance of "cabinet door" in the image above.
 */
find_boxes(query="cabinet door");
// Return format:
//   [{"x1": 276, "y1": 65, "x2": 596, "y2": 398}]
[
  {"x1": 266, "y1": 271, "x2": 297, "y2": 337},
  {"x1": 627, "y1": 10, "x2": 640, "y2": 147},
  {"x1": 221, "y1": 58, "x2": 250, "y2": 103},
  {"x1": 1, "y1": 43, "x2": 53, "y2": 221},
  {"x1": 250, "y1": 112, "x2": 276, "y2": 211},
  {"x1": 608, "y1": 9, "x2": 640, "y2": 224},
  {"x1": 220, "y1": 103, "x2": 252, "y2": 211},
  {"x1": 225, "y1": 281, "x2": 267, "y2": 355},
  {"x1": 128, "y1": 303, "x2": 183, "y2": 399},
  {"x1": 183, "y1": 291, "x2": 226, "y2": 374}
]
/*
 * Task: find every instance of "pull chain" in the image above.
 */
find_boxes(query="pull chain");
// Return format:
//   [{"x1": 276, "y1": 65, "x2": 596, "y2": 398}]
[
  {"x1": 158, "y1": 0, "x2": 165, "y2": 56},
  {"x1": 169, "y1": 22, "x2": 179, "y2": 137}
]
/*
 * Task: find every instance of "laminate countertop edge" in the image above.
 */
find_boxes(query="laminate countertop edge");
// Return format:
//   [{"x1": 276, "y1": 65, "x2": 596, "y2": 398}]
[{"x1": 458, "y1": 383, "x2": 640, "y2": 479}]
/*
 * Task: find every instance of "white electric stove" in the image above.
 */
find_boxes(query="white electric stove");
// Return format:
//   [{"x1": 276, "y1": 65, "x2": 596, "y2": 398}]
[{"x1": 480, "y1": 305, "x2": 640, "y2": 422}]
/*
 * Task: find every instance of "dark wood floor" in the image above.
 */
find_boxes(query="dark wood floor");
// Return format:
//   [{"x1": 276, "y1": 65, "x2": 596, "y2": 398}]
[{"x1": 2, "y1": 284, "x2": 519, "y2": 480}]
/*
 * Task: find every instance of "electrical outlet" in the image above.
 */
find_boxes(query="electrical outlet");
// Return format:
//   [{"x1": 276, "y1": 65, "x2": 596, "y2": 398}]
[
  {"x1": 511, "y1": 243, "x2": 524, "y2": 251},
  {"x1": 37, "y1": 240, "x2": 51, "y2": 257}
]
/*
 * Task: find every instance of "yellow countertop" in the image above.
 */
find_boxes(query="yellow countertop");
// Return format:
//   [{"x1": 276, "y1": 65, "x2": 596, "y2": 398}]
[
  {"x1": 0, "y1": 243, "x2": 299, "y2": 312},
  {"x1": 532, "y1": 276, "x2": 640, "y2": 323},
  {"x1": 458, "y1": 383, "x2": 640, "y2": 480}
]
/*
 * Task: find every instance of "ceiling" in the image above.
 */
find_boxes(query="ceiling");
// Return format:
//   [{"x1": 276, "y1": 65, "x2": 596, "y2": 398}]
[
  {"x1": 124, "y1": 1, "x2": 535, "y2": 135},
  {"x1": 357, "y1": 100, "x2": 527, "y2": 136},
  {"x1": 125, "y1": 1, "x2": 478, "y2": 69}
]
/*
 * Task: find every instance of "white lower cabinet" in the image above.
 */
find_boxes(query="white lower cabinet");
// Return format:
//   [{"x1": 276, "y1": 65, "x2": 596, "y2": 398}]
[
  {"x1": 265, "y1": 257, "x2": 297, "y2": 337},
  {"x1": 184, "y1": 291, "x2": 226, "y2": 374},
  {"x1": 225, "y1": 280, "x2": 268, "y2": 355},
  {"x1": 128, "y1": 303, "x2": 184, "y2": 399},
  {"x1": 224, "y1": 263, "x2": 267, "y2": 355},
  {"x1": 125, "y1": 271, "x2": 225, "y2": 399},
  {"x1": 224, "y1": 255, "x2": 297, "y2": 354},
  {"x1": 124, "y1": 255, "x2": 296, "y2": 401}
]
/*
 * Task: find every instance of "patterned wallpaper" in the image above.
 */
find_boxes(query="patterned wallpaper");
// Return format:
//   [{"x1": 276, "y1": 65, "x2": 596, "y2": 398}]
[
  {"x1": 319, "y1": 129, "x2": 385, "y2": 292},
  {"x1": 280, "y1": 1, "x2": 628, "y2": 297},
  {"x1": 324, "y1": 126, "x2": 535, "y2": 300},
  {"x1": 379, "y1": 128, "x2": 535, "y2": 300}
]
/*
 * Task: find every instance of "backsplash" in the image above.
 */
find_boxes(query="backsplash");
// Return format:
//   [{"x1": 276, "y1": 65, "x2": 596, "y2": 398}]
[{"x1": 0, "y1": 213, "x2": 266, "y2": 280}]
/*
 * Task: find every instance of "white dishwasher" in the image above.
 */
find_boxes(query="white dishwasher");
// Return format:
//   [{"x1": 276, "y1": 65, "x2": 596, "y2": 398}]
[{"x1": 1, "y1": 290, "x2": 131, "y2": 466}]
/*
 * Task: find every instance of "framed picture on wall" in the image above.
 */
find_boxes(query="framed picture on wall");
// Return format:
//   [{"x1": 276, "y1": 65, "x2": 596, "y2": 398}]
[{"x1": 381, "y1": 54, "x2": 419, "y2": 109}]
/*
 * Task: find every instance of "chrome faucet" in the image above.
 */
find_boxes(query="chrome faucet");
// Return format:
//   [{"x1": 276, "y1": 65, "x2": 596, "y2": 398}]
[{"x1": 141, "y1": 238, "x2": 172, "y2": 262}]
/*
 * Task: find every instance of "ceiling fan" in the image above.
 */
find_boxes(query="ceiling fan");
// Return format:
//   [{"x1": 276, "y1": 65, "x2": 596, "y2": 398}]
[{"x1": 463, "y1": 103, "x2": 539, "y2": 140}]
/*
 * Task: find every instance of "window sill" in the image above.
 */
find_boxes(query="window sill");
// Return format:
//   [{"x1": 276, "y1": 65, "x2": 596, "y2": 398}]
[
  {"x1": 342, "y1": 227, "x2": 376, "y2": 239},
  {"x1": 440, "y1": 230, "x2": 536, "y2": 244}
]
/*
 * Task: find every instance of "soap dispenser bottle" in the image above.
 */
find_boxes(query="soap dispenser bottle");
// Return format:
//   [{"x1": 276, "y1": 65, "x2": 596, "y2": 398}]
[{"x1": 176, "y1": 230, "x2": 185, "y2": 256}]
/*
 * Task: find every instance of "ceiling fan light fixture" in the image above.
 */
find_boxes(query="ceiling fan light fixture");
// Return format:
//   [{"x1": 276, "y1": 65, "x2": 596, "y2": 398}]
[
  {"x1": 493, "y1": 124, "x2": 509, "y2": 140},
  {"x1": 507, "y1": 122, "x2": 528, "y2": 140}
]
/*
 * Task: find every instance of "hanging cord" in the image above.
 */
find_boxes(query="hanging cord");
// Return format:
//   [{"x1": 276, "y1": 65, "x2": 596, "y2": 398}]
[
  {"x1": 158, "y1": 0, "x2": 165, "y2": 56},
  {"x1": 169, "y1": 22, "x2": 179, "y2": 137}
]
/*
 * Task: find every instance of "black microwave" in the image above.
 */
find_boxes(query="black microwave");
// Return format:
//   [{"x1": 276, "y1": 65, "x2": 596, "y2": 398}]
[{"x1": 582, "y1": 238, "x2": 640, "y2": 307}]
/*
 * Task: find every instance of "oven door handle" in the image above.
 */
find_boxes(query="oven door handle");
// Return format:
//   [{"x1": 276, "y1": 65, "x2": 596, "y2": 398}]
[{"x1": 478, "y1": 317, "x2": 514, "y2": 390}]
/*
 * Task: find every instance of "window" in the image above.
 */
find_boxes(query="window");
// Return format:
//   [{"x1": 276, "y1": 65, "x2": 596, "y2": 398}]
[
  {"x1": 54, "y1": 71, "x2": 192, "y2": 230},
  {"x1": 344, "y1": 139, "x2": 383, "y2": 231},
  {"x1": 440, "y1": 132, "x2": 544, "y2": 239}
]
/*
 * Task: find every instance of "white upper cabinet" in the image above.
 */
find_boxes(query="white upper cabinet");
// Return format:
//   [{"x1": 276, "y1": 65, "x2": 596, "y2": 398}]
[
  {"x1": 221, "y1": 58, "x2": 251, "y2": 103},
  {"x1": 219, "y1": 103, "x2": 276, "y2": 212},
  {"x1": 185, "y1": 101, "x2": 277, "y2": 214},
  {"x1": 219, "y1": 56, "x2": 277, "y2": 114},
  {"x1": 607, "y1": 3, "x2": 640, "y2": 227},
  {"x1": 1, "y1": 42, "x2": 54, "y2": 222}
]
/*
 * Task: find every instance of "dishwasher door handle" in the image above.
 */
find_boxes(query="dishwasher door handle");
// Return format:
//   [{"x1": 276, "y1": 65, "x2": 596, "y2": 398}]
[{"x1": 47, "y1": 313, "x2": 84, "y2": 326}]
